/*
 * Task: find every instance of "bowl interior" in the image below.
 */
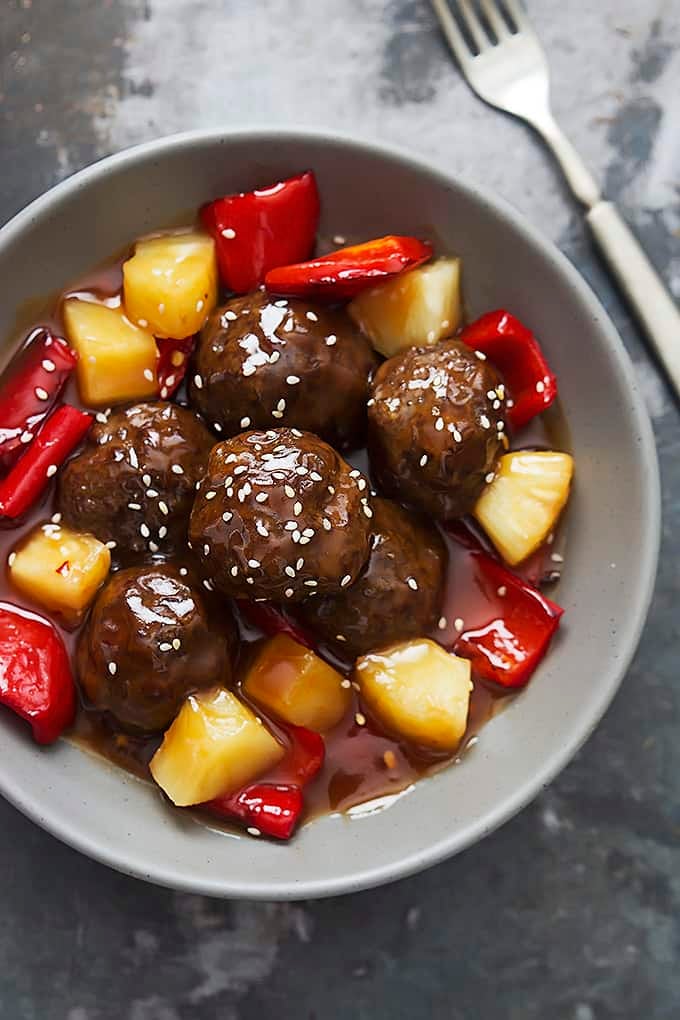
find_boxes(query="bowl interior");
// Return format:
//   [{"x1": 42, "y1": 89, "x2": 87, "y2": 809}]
[{"x1": 0, "y1": 130, "x2": 659, "y2": 899}]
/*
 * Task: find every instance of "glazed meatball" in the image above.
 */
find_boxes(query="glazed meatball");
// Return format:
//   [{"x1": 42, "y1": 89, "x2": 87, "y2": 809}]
[
  {"x1": 298, "y1": 498, "x2": 447, "y2": 657},
  {"x1": 368, "y1": 340, "x2": 506, "y2": 518},
  {"x1": 58, "y1": 401, "x2": 213, "y2": 557},
  {"x1": 188, "y1": 290, "x2": 379, "y2": 450},
  {"x1": 77, "y1": 564, "x2": 234, "y2": 733},
  {"x1": 189, "y1": 428, "x2": 373, "y2": 603}
]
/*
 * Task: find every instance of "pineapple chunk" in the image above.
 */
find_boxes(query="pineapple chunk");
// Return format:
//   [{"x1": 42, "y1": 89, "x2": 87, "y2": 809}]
[
  {"x1": 474, "y1": 451, "x2": 574, "y2": 566},
  {"x1": 243, "y1": 634, "x2": 351, "y2": 732},
  {"x1": 123, "y1": 232, "x2": 217, "y2": 339},
  {"x1": 150, "y1": 688, "x2": 284, "y2": 807},
  {"x1": 63, "y1": 298, "x2": 158, "y2": 407},
  {"x1": 348, "y1": 257, "x2": 461, "y2": 357},
  {"x1": 9, "y1": 523, "x2": 110, "y2": 627},
  {"x1": 356, "y1": 638, "x2": 472, "y2": 752}
]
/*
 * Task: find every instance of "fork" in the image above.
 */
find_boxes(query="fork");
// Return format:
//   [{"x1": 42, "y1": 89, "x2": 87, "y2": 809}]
[{"x1": 431, "y1": 0, "x2": 680, "y2": 398}]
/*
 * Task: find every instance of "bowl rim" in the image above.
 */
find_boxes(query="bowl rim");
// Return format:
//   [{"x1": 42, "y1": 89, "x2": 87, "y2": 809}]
[{"x1": 0, "y1": 126, "x2": 661, "y2": 899}]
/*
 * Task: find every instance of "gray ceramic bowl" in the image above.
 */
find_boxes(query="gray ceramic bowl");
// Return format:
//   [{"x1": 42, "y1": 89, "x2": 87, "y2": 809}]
[{"x1": 0, "y1": 129, "x2": 660, "y2": 899}]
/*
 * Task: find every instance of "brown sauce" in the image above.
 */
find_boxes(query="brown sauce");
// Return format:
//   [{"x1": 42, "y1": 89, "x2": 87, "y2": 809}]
[{"x1": 0, "y1": 231, "x2": 569, "y2": 831}]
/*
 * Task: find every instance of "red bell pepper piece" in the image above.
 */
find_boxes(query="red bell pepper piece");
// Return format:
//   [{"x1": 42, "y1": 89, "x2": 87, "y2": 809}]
[
  {"x1": 208, "y1": 783, "x2": 303, "y2": 841},
  {"x1": 0, "y1": 602, "x2": 75, "y2": 743},
  {"x1": 265, "y1": 234, "x2": 433, "y2": 302},
  {"x1": 236, "y1": 599, "x2": 315, "y2": 649},
  {"x1": 0, "y1": 404, "x2": 93, "y2": 519},
  {"x1": 283, "y1": 725, "x2": 325, "y2": 785},
  {"x1": 0, "y1": 328, "x2": 78, "y2": 473},
  {"x1": 156, "y1": 336, "x2": 195, "y2": 399},
  {"x1": 447, "y1": 531, "x2": 563, "y2": 688},
  {"x1": 460, "y1": 310, "x2": 557, "y2": 430},
  {"x1": 201, "y1": 170, "x2": 320, "y2": 293}
]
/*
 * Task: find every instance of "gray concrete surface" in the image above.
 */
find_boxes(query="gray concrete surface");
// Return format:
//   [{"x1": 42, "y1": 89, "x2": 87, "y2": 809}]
[{"x1": 1, "y1": 1, "x2": 679, "y2": 1017}]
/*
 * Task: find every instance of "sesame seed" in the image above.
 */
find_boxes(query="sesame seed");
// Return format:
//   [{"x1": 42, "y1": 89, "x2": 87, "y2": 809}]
[
  {"x1": 383, "y1": 750, "x2": 397, "y2": 768},
  {"x1": 271, "y1": 410, "x2": 283, "y2": 419},
  {"x1": 42, "y1": 359, "x2": 56, "y2": 373},
  {"x1": 435, "y1": 417, "x2": 444, "y2": 432},
  {"x1": 221, "y1": 227, "x2": 236, "y2": 239},
  {"x1": 158, "y1": 501, "x2": 169, "y2": 516},
  {"x1": 172, "y1": 638, "x2": 181, "y2": 650},
  {"x1": 234, "y1": 465, "x2": 247, "y2": 476},
  {"x1": 284, "y1": 484, "x2": 295, "y2": 498},
  {"x1": 349, "y1": 470, "x2": 360, "y2": 479},
  {"x1": 296, "y1": 558, "x2": 304, "y2": 570},
  {"x1": 129, "y1": 448, "x2": 138, "y2": 468},
  {"x1": 310, "y1": 471, "x2": 323, "y2": 482},
  {"x1": 341, "y1": 574, "x2": 352, "y2": 587},
  {"x1": 194, "y1": 374, "x2": 203, "y2": 389},
  {"x1": 205, "y1": 490, "x2": 217, "y2": 500},
  {"x1": 160, "y1": 387, "x2": 169, "y2": 399},
  {"x1": 293, "y1": 501, "x2": 302, "y2": 516},
  {"x1": 493, "y1": 400, "x2": 501, "y2": 411},
  {"x1": 51, "y1": 513, "x2": 62, "y2": 524},
  {"x1": 226, "y1": 453, "x2": 237, "y2": 463},
  {"x1": 454, "y1": 617, "x2": 465, "y2": 632},
  {"x1": 480, "y1": 414, "x2": 491, "y2": 429},
  {"x1": 427, "y1": 329, "x2": 436, "y2": 342},
  {"x1": 128, "y1": 502, "x2": 141, "y2": 511},
  {"x1": 256, "y1": 522, "x2": 269, "y2": 537},
  {"x1": 240, "y1": 416, "x2": 251, "y2": 428},
  {"x1": 148, "y1": 540, "x2": 159, "y2": 553},
  {"x1": 406, "y1": 577, "x2": 418, "y2": 591},
  {"x1": 341, "y1": 678, "x2": 351, "y2": 689},
  {"x1": 140, "y1": 523, "x2": 150, "y2": 538},
  {"x1": 336, "y1": 634, "x2": 347, "y2": 642},
  {"x1": 277, "y1": 398, "x2": 286, "y2": 412},
  {"x1": 328, "y1": 485, "x2": 335, "y2": 494},
  {"x1": 306, "y1": 311, "x2": 318, "y2": 322},
  {"x1": 222, "y1": 511, "x2": 233, "y2": 523},
  {"x1": 475, "y1": 350, "x2": 487, "y2": 361},
  {"x1": 159, "y1": 642, "x2": 172, "y2": 652},
  {"x1": 285, "y1": 566, "x2": 296, "y2": 578},
  {"x1": 270, "y1": 350, "x2": 281, "y2": 364},
  {"x1": 255, "y1": 492, "x2": 268, "y2": 503},
  {"x1": 438, "y1": 616, "x2": 447, "y2": 630},
  {"x1": 355, "y1": 712, "x2": 366, "y2": 726},
  {"x1": 231, "y1": 565, "x2": 239, "y2": 577},
  {"x1": 295, "y1": 466, "x2": 307, "y2": 476},
  {"x1": 143, "y1": 368, "x2": 154, "y2": 382},
  {"x1": 8, "y1": 552, "x2": 16, "y2": 567},
  {"x1": 453, "y1": 428, "x2": 462, "y2": 442},
  {"x1": 357, "y1": 477, "x2": 367, "y2": 491},
  {"x1": 196, "y1": 299, "x2": 204, "y2": 313},
  {"x1": 333, "y1": 234, "x2": 346, "y2": 245},
  {"x1": 304, "y1": 579, "x2": 317, "y2": 587},
  {"x1": 146, "y1": 488, "x2": 159, "y2": 498},
  {"x1": 248, "y1": 558, "x2": 261, "y2": 569},
  {"x1": 203, "y1": 544, "x2": 210, "y2": 556},
  {"x1": 246, "y1": 576, "x2": 254, "y2": 585},
  {"x1": 291, "y1": 429, "x2": 303, "y2": 438},
  {"x1": 367, "y1": 398, "x2": 375, "y2": 407},
  {"x1": 551, "y1": 552, "x2": 564, "y2": 563},
  {"x1": 35, "y1": 386, "x2": 49, "y2": 401},
  {"x1": 362, "y1": 505, "x2": 373, "y2": 518},
  {"x1": 322, "y1": 518, "x2": 332, "y2": 531},
  {"x1": 158, "y1": 526, "x2": 167, "y2": 539},
  {"x1": 46, "y1": 464, "x2": 58, "y2": 478},
  {"x1": 284, "y1": 521, "x2": 297, "y2": 531},
  {"x1": 325, "y1": 334, "x2": 337, "y2": 346},
  {"x1": 105, "y1": 541, "x2": 117, "y2": 550},
  {"x1": 284, "y1": 587, "x2": 294, "y2": 598},
  {"x1": 485, "y1": 472, "x2": 496, "y2": 484},
  {"x1": 203, "y1": 579, "x2": 214, "y2": 591},
  {"x1": 142, "y1": 473, "x2": 152, "y2": 486},
  {"x1": 158, "y1": 302, "x2": 165, "y2": 314},
  {"x1": 95, "y1": 412, "x2": 108, "y2": 424},
  {"x1": 107, "y1": 662, "x2": 117, "y2": 676},
  {"x1": 420, "y1": 455, "x2": 428, "y2": 471},
  {"x1": 20, "y1": 431, "x2": 33, "y2": 444},
  {"x1": 299, "y1": 536, "x2": 311, "y2": 545},
  {"x1": 171, "y1": 464, "x2": 184, "y2": 477},
  {"x1": 497, "y1": 586, "x2": 507, "y2": 597},
  {"x1": 225, "y1": 310, "x2": 237, "y2": 321},
  {"x1": 536, "y1": 380, "x2": 545, "y2": 393},
  {"x1": 179, "y1": 567, "x2": 188, "y2": 576},
  {"x1": 286, "y1": 375, "x2": 300, "y2": 385},
  {"x1": 507, "y1": 398, "x2": 514, "y2": 408},
  {"x1": 497, "y1": 421, "x2": 505, "y2": 431}
]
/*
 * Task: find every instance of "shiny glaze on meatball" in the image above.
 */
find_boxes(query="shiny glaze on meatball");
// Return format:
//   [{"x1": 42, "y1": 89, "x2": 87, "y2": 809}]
[
  {"x1": 368, "y1": 339, "x2": 506, "y2": 518},
  {"x1": 58, "y1": 401, "x2": 213, "y2": 557},
  {"x1": 298, "y1": 498, "x2": 447, "y2": 657},
  {"x1": 189, "y1": 428, "x2": 373, "y2": 603},
  {"x1": 188, "y1": 290, "x2": 379, "y2": 450},
  {"x1": 77, "y1": 564, "x2": 234, "y2": 733}
]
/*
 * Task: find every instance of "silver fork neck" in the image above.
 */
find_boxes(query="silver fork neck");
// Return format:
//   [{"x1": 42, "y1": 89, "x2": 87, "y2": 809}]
[{"x1": 527, "y1": 108, "x2": 601, "y2": 208}]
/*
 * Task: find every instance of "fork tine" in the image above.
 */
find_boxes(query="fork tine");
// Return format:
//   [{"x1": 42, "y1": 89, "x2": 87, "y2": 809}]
[
  {"x1": 430, "y1": 0, "x2": 476, "y2": 64},
  {"x1": 456, "y1": 0, "x2": 493, "y2": 52},
  {"x1": 501, "y1": 0, "x2": 529, "y2": 32},
  {"x1": 479, "y1": 0, "x2": 511, "y2": 39}
]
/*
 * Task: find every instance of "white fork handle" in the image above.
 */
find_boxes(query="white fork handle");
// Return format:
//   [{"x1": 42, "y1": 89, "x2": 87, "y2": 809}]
[{"x1": 586, "y1": 201, "x2": 680, "y2": 395}]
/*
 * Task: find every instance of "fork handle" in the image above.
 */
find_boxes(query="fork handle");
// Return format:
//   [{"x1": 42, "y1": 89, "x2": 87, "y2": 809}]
[{"x1": 586, "y1": 200, "x2": 680, "y2": 396}]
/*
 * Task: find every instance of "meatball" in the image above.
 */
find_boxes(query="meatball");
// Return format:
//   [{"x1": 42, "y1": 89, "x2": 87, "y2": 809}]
[
  {"x1": 298, "y1": 498, "x2": 446, "y2": 657},
  {"x1": 189, "y1": 428, "x2": 373, "y2": 603},
  {"x1": 368, "y1": 339, "x2": 506, "y2": 518},
  {"x1": 77, "y1": 564, "x2": 234, "y2": 732},
  {"x1": 58, "y1": 401, "x2": 213, "y2": 557},
  {"x1": 188, "y1": 290, "x2": 379, "y2": 450}
]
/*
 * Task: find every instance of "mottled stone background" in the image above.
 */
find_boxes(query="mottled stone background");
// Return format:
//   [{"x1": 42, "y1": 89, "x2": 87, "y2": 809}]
[{"x1": 1, "y1": 2, "x2": 679, "y2": 1018}]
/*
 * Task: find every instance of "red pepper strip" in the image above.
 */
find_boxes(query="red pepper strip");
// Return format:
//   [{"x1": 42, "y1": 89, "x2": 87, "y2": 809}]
[
  {"x1": 282, "y1": 725, "x2": 325, "y2": 785},
  {"x1": 156, "y1": 336, "x2": 195, "y2": 399},
  {"x1": 0, "y1": 601, "x2": 75, "y2": 743},
  {"x1": 448, "y1": 534, "x2": 563, "y2": 689},
  {"x1": 235, "y1": 599, "x2": 316, "y2": 649},
  {"x1": 0, "y1": 404, "x2": 93, "y2": 519},
  {"x1": 460, "y1": 310, "x2": 557, "y2": 430},
  {"x1": 201, "y1": 170, "x2": 320, "y2": 293},
  {"x1": 208, "y1": 783, "x2": 303, "y2": 840},
  {"x1": 0, "y1": 328, "x2": 78, "y2": 473},
  {"x1": 265, "y1": 234, "x2": 433, "y2": 302}
]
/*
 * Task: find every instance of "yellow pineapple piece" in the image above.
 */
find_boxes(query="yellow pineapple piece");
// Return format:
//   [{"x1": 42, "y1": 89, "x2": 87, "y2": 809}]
[
  {"x1": 150, "y1": 688, "x2": 284, "y2": 807},
  {"x1": 474, "y1": 450, "x2": 574, "y2": 566},
  {"x1": 243, "y1": 634, "x2": 351, "y2": 732},
  {"x1": 348, "y1": 257, "x2": 461, "y2": 356},
  {"x1": 356, "y1": 638, "x2": 472, "y2": 752},
  {"x1": 9, "y1": 523, "x2": 111, "y2": 627},
  {"x1": 123, "y1": 231, "x2": 217, "y2": 339},
  {"x1": 63, "y1": 298, "x2": 158, "y2": 407}
]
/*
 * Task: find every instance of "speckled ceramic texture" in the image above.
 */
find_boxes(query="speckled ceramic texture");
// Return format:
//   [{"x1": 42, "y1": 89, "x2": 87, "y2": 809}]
[{"x1": 0, "y1": 129, "x2": 660, "y2": 899}]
